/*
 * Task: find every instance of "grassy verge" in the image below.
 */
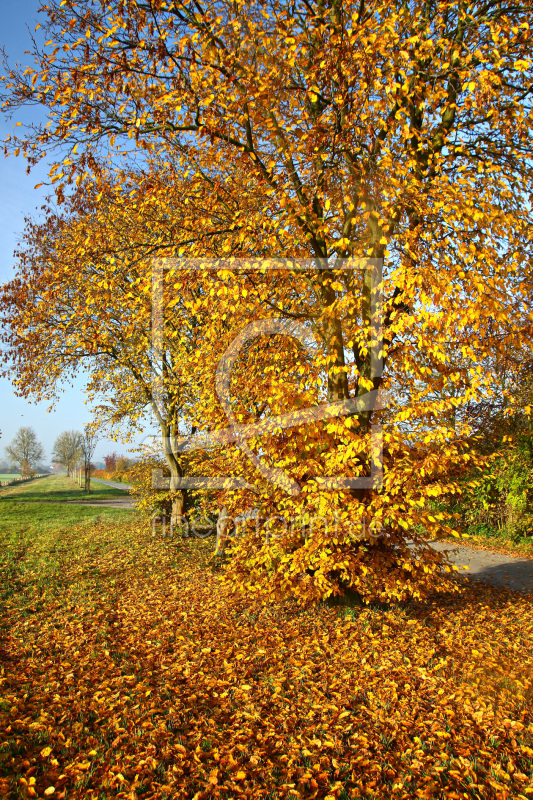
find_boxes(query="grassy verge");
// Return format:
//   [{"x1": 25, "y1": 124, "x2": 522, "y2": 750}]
[
  {"x1": 0, "y1": 516, "x2": 532, "y2": 799},
  {"x1": 0, "y1": 474, "x2": 130, "y2": 503},
  {"x1": 0, "y1": 498, "x2": 133, "y2": 535}
]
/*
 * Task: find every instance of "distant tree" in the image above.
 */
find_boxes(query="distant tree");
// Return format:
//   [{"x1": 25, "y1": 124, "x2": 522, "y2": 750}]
[
  {"x1": 35, "y1": 463, "x2": 51, "y2": 474},
  {"x1": 52, "y1": 430, "x2": 83, "y2": 478},
  {"x1": 5, "y1": 427, "x2": 45, "y2": 476},
  {"x1": 81, "y1": 427, "x2": 98, "y2": 493}
]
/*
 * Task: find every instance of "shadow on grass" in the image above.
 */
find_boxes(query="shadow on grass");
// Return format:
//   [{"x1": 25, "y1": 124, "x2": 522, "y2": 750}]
[{"x1": 0, "y1": 482, "x2": 127, "y2": 503}]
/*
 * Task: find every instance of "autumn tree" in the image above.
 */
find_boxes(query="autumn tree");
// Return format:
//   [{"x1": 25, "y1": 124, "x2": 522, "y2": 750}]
[
  {"x1": 103, "y1": 453, "x2": 118, "y2": 473},
  {"x1": 0, "y1": 171, "x2": 250, "y2": 527},
  {"x1": 2, "y1": 0, "x2": 533, "y2": 603},
  {"x1": 5, "y1": 426, "x2": 45, "y2": 476},
  {"x1": 52, "y1": 430, "x2": 83, "y2": 478}
]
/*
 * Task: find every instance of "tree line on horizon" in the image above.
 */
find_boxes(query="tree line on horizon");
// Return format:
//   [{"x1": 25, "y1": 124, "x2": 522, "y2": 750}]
[{"x1": 1, "y1": 426, "x2": 137, "y2": 489}]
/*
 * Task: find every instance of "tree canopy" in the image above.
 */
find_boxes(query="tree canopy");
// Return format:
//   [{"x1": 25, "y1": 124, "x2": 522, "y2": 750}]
[{"x1": 52, "y1": 430, "x2": 84, "y2": 477}]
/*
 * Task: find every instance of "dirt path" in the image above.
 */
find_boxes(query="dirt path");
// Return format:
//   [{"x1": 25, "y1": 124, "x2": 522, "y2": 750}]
[
  {"x1": 67, "y1": 498, "x2": 134, "y2": 509},
  {"x1": 73, "y1": 477, "x2": 134, "y2": 507}
]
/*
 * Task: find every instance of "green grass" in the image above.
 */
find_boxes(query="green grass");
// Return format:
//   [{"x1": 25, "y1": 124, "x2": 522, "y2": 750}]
[
  {"x1": 0, "y1": 473, "x2": 21, "y2": 481},
  {"x1": 0, "y1": 478, "x2": 137, "y2": 606},
  {"x1": 0, "y1": 506, "x2": 144, "y2": 612},
  {"x1": 0, "y1": 497, "x2": 133, "y2": 534},
  {"x1": 0, "y1": 473, "x2": 130, "y2": 502},
  {"x1": 0, "y1": 475, "x2": 134, "y2": 547}
]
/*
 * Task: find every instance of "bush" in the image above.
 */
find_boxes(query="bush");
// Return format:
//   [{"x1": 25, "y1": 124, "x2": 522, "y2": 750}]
[{"x1": 446, "y1": 432, "x2": 533, "y2": 542}]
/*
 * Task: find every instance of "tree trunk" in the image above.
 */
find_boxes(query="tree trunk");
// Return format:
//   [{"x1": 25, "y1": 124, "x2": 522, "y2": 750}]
[
  {"x1": 169, "y1": 477, "x2": 186, "y2": 531},
  {"x1": 215, "y1": 506, "x2": 230, "y2": 557},
  {"x1": 317, "y1": 270, "x2": 350, "y2": 402},
  {"x1": 162, "y1": 423, "x2": 188, "y2": 534}
]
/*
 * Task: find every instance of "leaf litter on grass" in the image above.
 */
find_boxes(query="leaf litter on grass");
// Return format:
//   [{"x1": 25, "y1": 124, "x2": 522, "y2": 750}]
[{"x1": 0, "y1": 520, "x2": 532, "y2": 800}]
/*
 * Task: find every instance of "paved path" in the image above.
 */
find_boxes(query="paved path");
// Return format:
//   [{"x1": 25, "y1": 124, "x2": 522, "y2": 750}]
[
  {"x1": 88, "y1": 478, "x2": 134, "y2": 506},
  {"x1": 5, "y1": 497, "x2": 135, "y2": 509},
  {"x1": 69, "y1": 498, "x2": 134, "y2": 509},
  {"x1": 91, "y1": 478, "x2": 133, "y2": 491},
  {"x1": 430, "y1": 541, "x2": 533, "y2": 593}
]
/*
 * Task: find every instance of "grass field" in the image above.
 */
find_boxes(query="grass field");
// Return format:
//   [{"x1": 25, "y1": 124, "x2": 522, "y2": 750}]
[
  {"x1": 0, "y1": 474, "x2": 21, "y2": 482},
  {"x1": 0, "y1": 474, "x2": 133, "y2": 539},
  {"x1": 0, "y1": 496, "x2": 532, "y2": 798},
  {"x1": 0, "y1": 473, "x2": 130, "y2": 503}
]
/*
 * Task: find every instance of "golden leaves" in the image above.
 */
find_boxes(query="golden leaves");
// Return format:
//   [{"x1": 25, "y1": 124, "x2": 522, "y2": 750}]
[{"x1": 2, "y1": 519, "x2": 533, "y2": 798}]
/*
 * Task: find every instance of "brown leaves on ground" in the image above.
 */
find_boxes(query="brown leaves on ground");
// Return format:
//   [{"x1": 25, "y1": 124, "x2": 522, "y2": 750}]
[{"x1": 0, "y1": 522, "x2": 532, "y2": 800}]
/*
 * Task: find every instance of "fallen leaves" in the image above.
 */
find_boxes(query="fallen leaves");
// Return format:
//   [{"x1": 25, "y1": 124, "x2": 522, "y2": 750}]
[{"x1": 0, "y1": 520, "x2": 532, "y2": 799}]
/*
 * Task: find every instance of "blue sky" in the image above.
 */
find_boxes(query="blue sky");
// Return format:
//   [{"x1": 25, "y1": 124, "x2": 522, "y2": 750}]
[{"x1": 0, "y1": 1, "x2": 154, "y2": 465}]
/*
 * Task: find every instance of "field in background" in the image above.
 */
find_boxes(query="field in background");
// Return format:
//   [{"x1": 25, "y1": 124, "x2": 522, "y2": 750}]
[{"x1": 0, "y1": 474, "x2": 21, "y2": 481}]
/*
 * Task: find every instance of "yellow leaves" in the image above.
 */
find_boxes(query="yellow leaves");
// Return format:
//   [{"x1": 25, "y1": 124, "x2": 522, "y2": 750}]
[
  {"x1": 514, "y1": 59, "x2": 531, "y2": 71},
  {"x1": 40, "y1": 747, "x2": 52, "y2": 758}
]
